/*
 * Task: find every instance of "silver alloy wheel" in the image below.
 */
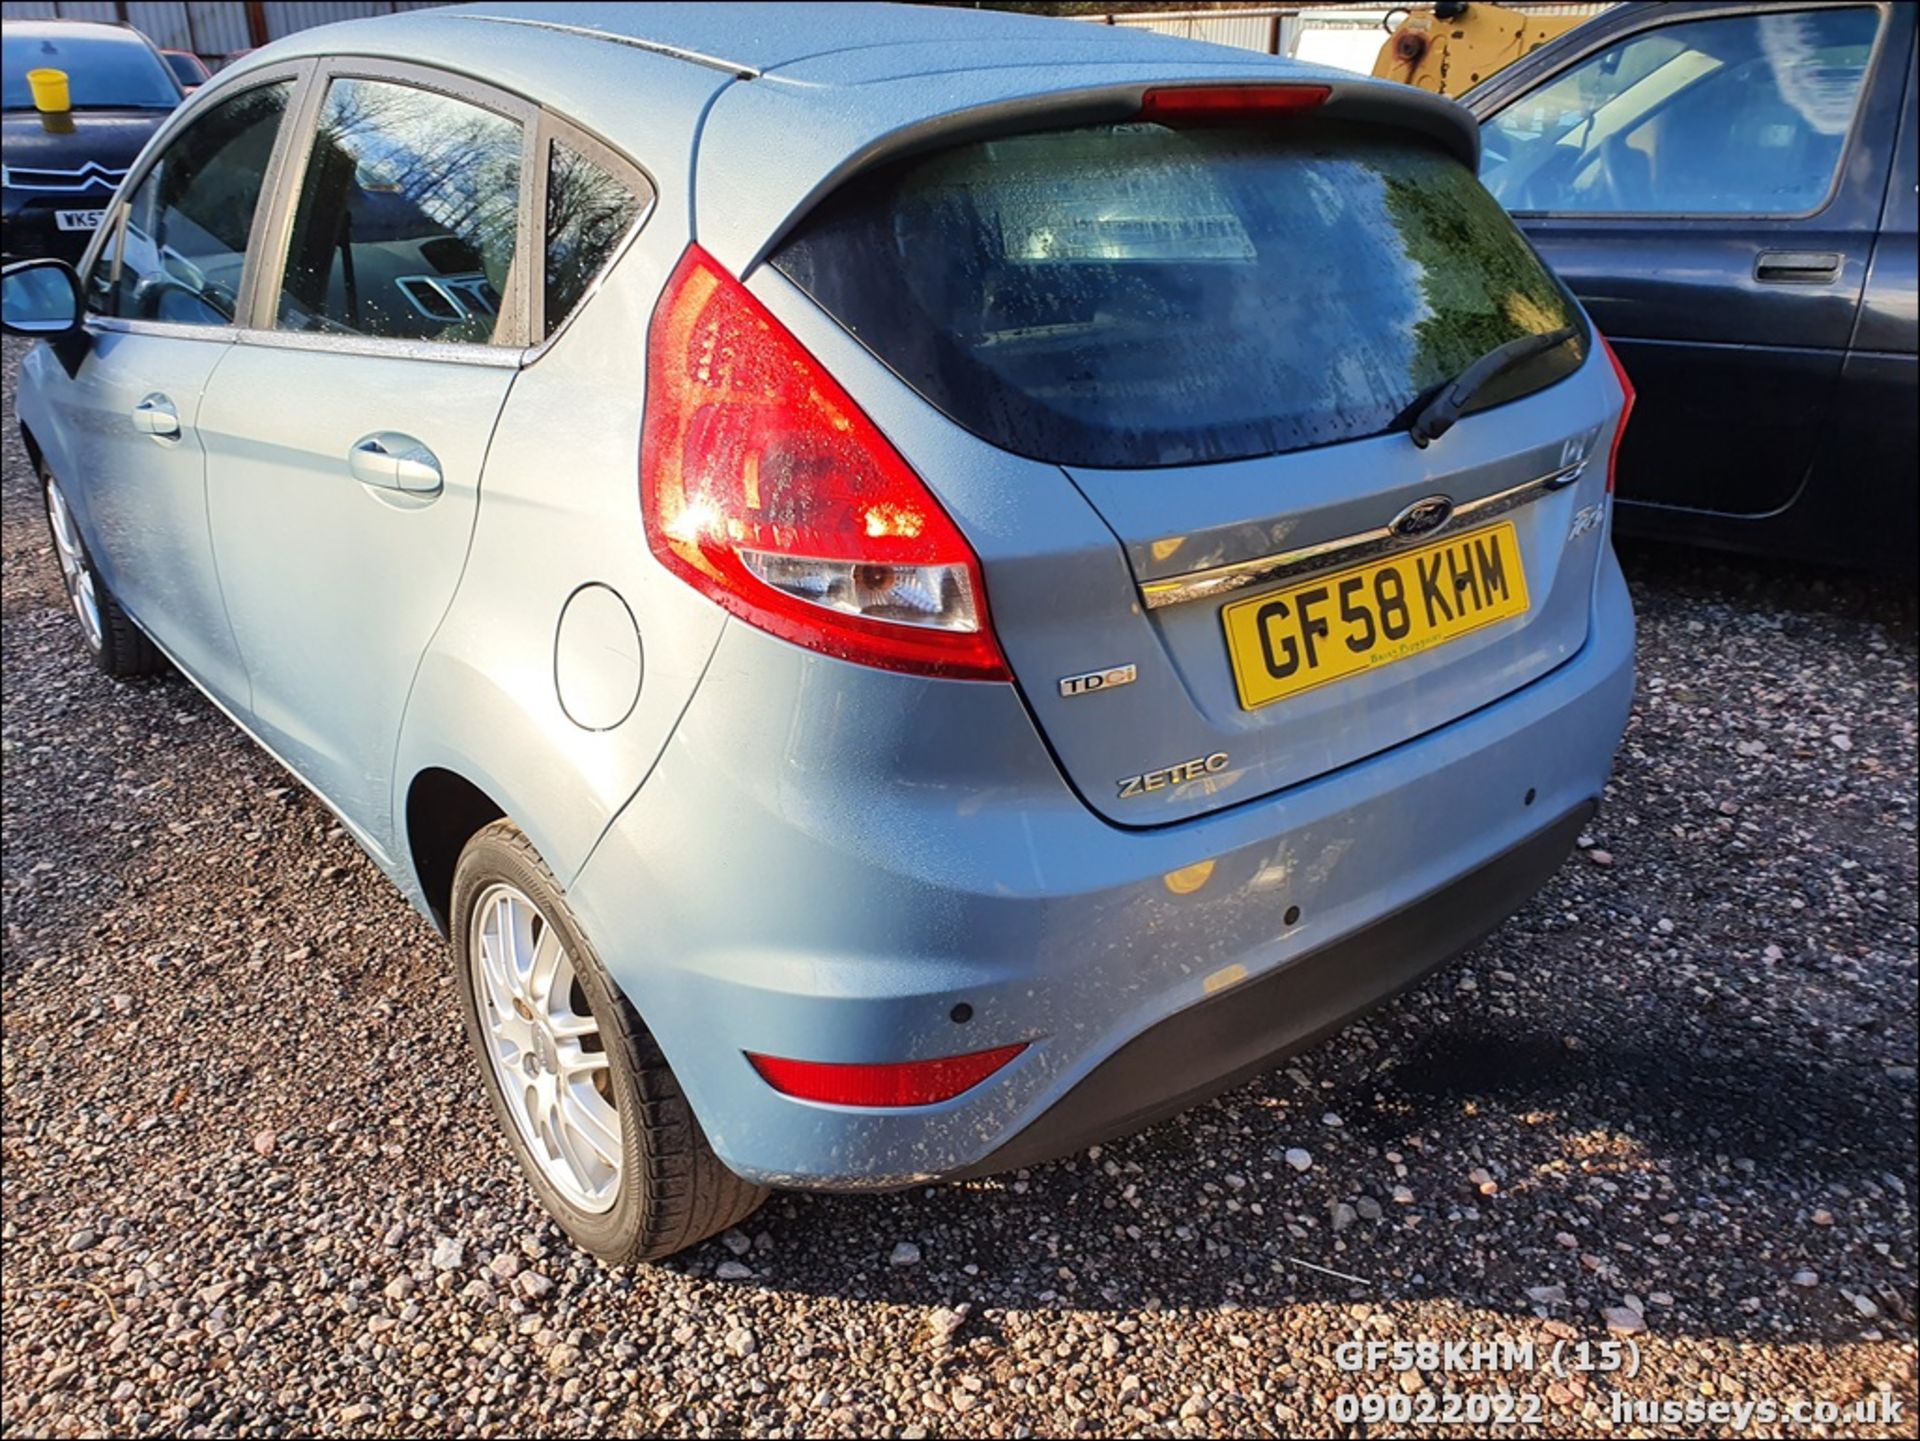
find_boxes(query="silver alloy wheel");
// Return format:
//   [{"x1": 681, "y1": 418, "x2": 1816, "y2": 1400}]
[
  {"x1": 469, "y1": 882, "x2": 622, "y2": 1212},
  {"x1": 44, "y1": 475, "x2": 103, "y2": 653}
]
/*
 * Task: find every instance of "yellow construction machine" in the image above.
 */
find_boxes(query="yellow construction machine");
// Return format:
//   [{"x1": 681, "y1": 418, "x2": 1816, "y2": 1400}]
[{"x1": 1373, "y1": 1, "x2": 1591, "y2": 97}]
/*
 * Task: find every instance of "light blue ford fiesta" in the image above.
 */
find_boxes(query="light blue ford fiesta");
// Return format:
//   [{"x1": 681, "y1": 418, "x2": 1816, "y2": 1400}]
[{"x1": 3, "y1": 1, "x2": 1635, "y2": 1261}]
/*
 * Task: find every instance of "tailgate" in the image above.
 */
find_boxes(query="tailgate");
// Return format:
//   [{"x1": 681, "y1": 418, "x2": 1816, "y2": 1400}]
[
  {"x1": 1041, "y1": 397, "x2": 1618, "y2": 826},
  {"x1": 758, "y1": 82, "x2": 1625, "y2": 825}
]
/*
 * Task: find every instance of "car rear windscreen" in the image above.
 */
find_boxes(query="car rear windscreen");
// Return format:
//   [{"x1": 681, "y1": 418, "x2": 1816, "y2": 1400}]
[{"x1": 773, "y1": 119, "x2": 1587, "y2": 469}]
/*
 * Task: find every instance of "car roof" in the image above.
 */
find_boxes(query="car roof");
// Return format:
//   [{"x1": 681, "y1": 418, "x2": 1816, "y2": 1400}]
[
  {"x1": 231, "y1": 1, "x2": 1330, "y2": 91},
  {"x1": 429, "y1": 1, "x2": 1257, "y2": 79},
  {"x1": 5, "y1": 18, "x2": 154, "y2": 44}
]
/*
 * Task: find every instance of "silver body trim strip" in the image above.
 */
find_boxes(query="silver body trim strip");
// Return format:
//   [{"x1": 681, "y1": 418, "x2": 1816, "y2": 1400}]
[
  {"x1": 450, "y1": 14, "x2": 762, "y2": 78},
  {"x1": 1138, "y1": 459, "x2": 1587, "y2": 611},
  {"x1": 232, "y1": 325, "x2": 526, "y2": 368}
]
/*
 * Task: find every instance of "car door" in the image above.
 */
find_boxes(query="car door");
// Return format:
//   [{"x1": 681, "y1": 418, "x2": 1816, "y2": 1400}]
[
  {"x1": 46, "y1": 73, "x2": 299, "y2": 708},
  {"x1": 1810, "y1": 18, "x2": 1919, "y2": 572},
  {"x1": 1473, "y1": 3, "x2": 1896, "y2": 518},
  {"x1": 198, "y1": 61, "x2": 533, "y2": 863}
]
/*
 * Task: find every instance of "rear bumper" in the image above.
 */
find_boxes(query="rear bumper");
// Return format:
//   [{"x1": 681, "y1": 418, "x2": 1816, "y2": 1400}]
[
  {"x1": 954, "y1": 799, "x2": 1592, "y2": 1179},
  {"x1": 568, "y1": 548, "x2": 1634, "y2": 1189}
]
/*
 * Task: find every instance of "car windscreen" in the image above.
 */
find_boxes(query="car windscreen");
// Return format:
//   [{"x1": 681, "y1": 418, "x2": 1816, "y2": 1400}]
[
  {"x1": 3, "y1": 34, "x2": 179, "y2": 111},
  {"x1": 773, "y1": 119, "x2": 1587, "y2": 469},
  {"x1": 163, "y1": 51, "x2": 210, "y2": 87}
]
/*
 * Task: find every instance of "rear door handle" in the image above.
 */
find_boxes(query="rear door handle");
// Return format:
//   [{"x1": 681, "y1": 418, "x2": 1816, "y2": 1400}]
[
  {"x1": 348, "y1": 432, "x2": 443, "y2": 495},
  {"x1": 1755, "y1": 250, "x2": 1842, "y2": 284},
  {"x1": 130, "y1": 393, "x2": 179, "y2": 438}
]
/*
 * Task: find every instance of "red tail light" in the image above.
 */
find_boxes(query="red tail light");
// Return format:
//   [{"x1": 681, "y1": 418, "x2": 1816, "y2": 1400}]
[
  {"x1": 1595, "y1": 331, "x2": 1635, "y2": 495},
  {"x1": 746, "y1": 1043, "x2": 1028, "y2": 1108},
  {"x1": 1139, "y1": 84, "x2": 1330, "y2": 123},
  {"x1": 641, "y1": 245, "x2": 1010, "y2": 682}
]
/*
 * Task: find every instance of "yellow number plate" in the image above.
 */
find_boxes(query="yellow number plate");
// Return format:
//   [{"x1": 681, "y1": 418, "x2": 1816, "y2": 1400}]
[{"x1": 1221, "y1": 522, "x2": 1530, "y2": 710}]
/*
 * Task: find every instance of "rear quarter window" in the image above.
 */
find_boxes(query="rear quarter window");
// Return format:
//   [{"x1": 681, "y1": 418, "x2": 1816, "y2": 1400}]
[
  {"x1": 774, "y1": 119, "x2": 1586, "y2": 469},
  {"x1": 543, "y1": 138, "x2": 648, "y2": 339}
]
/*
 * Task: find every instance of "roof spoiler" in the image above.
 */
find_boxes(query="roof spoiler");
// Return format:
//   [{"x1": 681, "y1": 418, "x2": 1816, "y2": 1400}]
[{"x1": 735, "y1": 74, "x2": 1480, "y2": 274}]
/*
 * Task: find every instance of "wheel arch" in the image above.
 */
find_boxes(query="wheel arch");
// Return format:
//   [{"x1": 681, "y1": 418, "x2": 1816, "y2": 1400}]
[{"x1": 404, "y1": 766, "x2": 507, "y2": 933}]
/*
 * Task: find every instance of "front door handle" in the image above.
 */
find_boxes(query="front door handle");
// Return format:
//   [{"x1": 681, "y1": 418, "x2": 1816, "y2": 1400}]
[
  {"x1": 131, "y1": 393, "x2": 179, "y2": 438},
  {"x1": 348, "y1": 432, "x2": 443, "y2": 495},
  {"x1": 1755, "y1": 250, "x2": 1842, "y2": 284}
]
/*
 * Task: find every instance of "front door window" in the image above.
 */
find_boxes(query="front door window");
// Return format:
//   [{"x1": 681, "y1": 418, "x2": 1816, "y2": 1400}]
[
  {"x1": 95, "y1": 82, "x2": 292, "y2": 324},
  {"x1": 1481, "y1": 7, "x2": 1880, "y2": 215}
]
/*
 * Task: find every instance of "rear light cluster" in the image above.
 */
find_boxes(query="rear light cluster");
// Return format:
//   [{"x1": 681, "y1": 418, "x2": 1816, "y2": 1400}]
[
  {"x1": 641, "y1": 245, "x2": 1010, "y2": 681},
  {"x1": 1595, "y1": 331, "x2": 1636, "y2": 494},
  {"x1": 746, "y1": 1043, "x2": 1028, "y2": 1108}
]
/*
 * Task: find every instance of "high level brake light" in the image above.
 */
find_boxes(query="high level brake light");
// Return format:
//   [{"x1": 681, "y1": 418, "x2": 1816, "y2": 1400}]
[
  {"x1": 641, "y1": 245, "x2": 1010, "y2": 681},
  {"x1": 1138, "y1": 84, "x2": 1330, "y2": 122},
  {"x1": 1595, "y1": 331, "x2": 1635, "y2": 495}
]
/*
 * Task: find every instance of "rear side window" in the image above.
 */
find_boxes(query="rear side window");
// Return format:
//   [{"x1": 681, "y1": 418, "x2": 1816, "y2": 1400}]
[
  {"x1": 543, "y1": 138, "x2": 647, "y2": 338},
  {"x1": 274, "y1": 77, "x2": 523, "y2": 345},
  {"x1": 773, "y1": 120, "x2": 1586, "y2": 469}
]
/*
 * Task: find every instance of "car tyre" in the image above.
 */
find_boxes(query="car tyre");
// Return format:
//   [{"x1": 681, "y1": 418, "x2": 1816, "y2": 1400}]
[
  {"x1": 451, "y1": 819, "x2": 767, "y2": 1261},
  {"x1": 40, "y1": 462, "x2": 164, "y2": 679}
]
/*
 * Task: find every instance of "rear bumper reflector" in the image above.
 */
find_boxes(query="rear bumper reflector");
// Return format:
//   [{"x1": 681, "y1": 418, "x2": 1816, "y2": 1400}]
[{"x1": 747, "y1": 1043, "x2": 1029, "y2": 1108}]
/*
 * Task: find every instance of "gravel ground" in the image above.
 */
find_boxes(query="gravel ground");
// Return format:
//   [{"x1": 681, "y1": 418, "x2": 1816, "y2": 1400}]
[{"x1": 2, "y1": 333, "x2": 1915, "y2": 1439}]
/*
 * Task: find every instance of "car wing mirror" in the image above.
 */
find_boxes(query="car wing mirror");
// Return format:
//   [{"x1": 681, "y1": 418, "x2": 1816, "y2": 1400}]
[{"x1": 1, "y1": 258, "x2": 85, "y2": 339}]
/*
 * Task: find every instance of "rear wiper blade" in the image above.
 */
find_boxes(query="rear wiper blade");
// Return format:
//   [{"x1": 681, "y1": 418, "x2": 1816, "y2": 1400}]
[{"x1": 1407, "y1": 325, "x2": 1579, "y2": 449}]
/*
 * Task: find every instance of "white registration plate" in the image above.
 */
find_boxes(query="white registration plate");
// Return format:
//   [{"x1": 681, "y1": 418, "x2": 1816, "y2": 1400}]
[{"x1": 54, "y1": 209, "x2": 106, "y2": 232}]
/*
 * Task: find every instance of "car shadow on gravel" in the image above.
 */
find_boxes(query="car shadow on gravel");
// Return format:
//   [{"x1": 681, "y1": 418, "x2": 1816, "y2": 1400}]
[
  {"x1": 1352, "y1": 1022, "x2": 1916, "y2": 1181},
  {"x1": 719, "y1": 1002, "x2": 1915, "y2": 1343},
  {"x1": 1615, "y1": 536, "x2": 1918, "y2": 630}
]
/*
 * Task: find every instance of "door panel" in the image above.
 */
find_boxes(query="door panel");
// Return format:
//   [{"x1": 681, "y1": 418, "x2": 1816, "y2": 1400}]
[
  {"x1": 1519, "y1": 222, "x2": 1865, "y2": 516},
  {"x1": 199, "y1": 68, "x2": 532, "y2": 856},
  {"x1": 48, "y1": 78, "x2": 298, "y2": 705},
  {"x1": 1478, "y1": 5, "x2": 1888, "y2": 516},
  {"x1": 52, "y1": 330, "x2": 248, "y2": 703},
  {"x1": 199, "y1": 352, "x2": 514, "y2": 855}
]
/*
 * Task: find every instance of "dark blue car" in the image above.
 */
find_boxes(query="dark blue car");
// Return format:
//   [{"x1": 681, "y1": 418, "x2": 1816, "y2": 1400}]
[
  {"x1": 1467, "y1": 0, "x2": 1917, "y2": 572},
  {"x1": 2, "y1": 20, "x2": 183, "y2": 265}
]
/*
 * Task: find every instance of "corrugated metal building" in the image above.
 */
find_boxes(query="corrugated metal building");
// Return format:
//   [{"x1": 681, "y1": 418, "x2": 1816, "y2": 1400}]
[
  {"x1": 0, "y1": 0, "x2": 448, "y2": 59},
  {"x1": 1082, "y1": 6, "x2": 1304, "y2": 58}
]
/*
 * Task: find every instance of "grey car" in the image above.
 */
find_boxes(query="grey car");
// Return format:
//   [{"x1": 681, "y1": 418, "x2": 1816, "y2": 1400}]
[{"x1": 3, "y1": 1, "x2": 1634, "y2": 1262}]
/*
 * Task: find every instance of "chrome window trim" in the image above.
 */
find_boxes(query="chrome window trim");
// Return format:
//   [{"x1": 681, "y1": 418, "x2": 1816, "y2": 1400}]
[
  {"x1": 84, "y1": 315, "x2": 237, "y2": 345},
  {"x1": 523, "y1": 110, "x2": 658, "y2": 362},
  {"x1": 228, "y1": 325, "x2": 524, "y2": 369},
  {"x1": 78, "y1": 198, "x2": 126, "y2": 296},
  {"x1": 1137, "y1": 458, "x2": 1590, "y2": 612},
  {"x1": 243, "y1": 57, "x2": 540, "y2": 353}
]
